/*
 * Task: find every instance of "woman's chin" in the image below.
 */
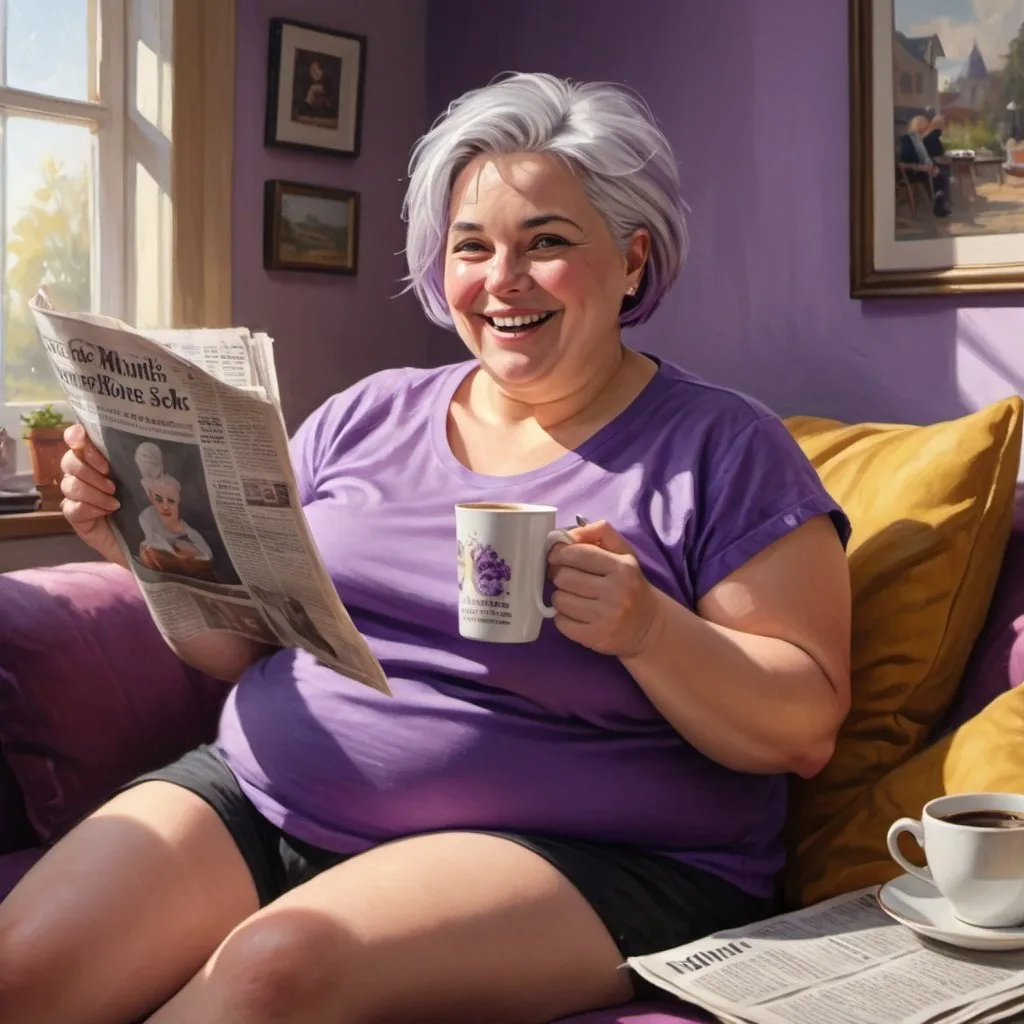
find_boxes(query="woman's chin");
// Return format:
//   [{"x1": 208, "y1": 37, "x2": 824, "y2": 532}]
[{"x1": 478, "y1": 342, "x2": 553, "y2": 385}]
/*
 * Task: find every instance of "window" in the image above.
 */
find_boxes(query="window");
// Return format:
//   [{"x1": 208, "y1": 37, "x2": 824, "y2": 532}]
[
  {"x1": 0, "y1": 0, "x2": 172, "y2": 444},
  {"x1": 900, "y1": 72, "x2": 912, "y2": 95},
  {"x1": 915, "y1": 72, "x2": 923, "y2": 93}
]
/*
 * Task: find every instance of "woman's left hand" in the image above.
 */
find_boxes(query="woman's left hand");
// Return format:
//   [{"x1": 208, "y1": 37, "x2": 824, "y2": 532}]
[{"x1": 548, "y1": 520, "x2": 665, "y2": 658}]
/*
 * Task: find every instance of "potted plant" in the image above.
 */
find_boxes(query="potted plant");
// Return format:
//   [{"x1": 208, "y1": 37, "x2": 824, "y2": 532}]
[{"x1": 21, "y1": 404, "x2": 70, "y2": 511}]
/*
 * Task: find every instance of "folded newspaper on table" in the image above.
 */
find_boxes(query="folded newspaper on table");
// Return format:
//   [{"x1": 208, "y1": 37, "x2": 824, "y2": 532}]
[
  {"x1": 629, "y1": 888, "x2": 1024, "y2": 1024},
  {"x1": 30, "y1": 290, "x2": 390, "y2": 695}
]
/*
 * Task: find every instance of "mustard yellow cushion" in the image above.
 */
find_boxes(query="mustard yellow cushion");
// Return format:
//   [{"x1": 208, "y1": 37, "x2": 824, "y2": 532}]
[
  {"x1": 781, "y1": 397, "x2": 1022, "y2": 898},
  {"x1": 787, "y1": 682, "x2": 1024, "y2": 905}
]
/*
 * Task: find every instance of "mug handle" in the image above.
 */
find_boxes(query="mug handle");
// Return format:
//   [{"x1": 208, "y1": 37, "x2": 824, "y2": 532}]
[
  {"x1": 886, "y1": 817, "x2": 934, "y2": 885},
  {"x1": 537, "y1": 529, "x2": 575, "y2": 619}
]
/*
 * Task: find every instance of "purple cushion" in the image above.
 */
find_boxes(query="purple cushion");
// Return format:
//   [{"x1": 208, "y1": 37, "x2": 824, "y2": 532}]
[
  {"x1": 0, "y1": 563, "x2": 227, "y2": 843},
  {"x1": 934, "y1": 523, "x2": 1024, "y2": 738},
  {"x1": 0, "y1": 750, "x2": 34, "y2": 853},
  {"x1": 555, "y1": 1005, "x2": 711, "y2": 1023}
]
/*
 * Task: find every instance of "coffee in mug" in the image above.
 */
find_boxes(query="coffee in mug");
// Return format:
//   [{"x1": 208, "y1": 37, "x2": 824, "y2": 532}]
[
  {"x1": 939, "y1": 810, "x2": 1024, "y2": 830},
  {"x1": 455, "y1": 502, "x2": 572, "y2": 643},
  {"x1": 887, "y1": 792, "x2": 1024, "y2": 928}
]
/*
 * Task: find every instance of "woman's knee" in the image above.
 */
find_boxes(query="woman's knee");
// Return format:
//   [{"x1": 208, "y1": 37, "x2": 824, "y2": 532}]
[{"x1": 205, "y1": 910, "x2": 357, "y2": 1019}]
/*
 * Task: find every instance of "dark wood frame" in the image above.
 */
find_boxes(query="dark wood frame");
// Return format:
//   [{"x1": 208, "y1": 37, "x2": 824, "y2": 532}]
[
  {"x1": 264, "y1": 18, "x2": 367, "y2": 159},
  {"x1": 263, "y1": 180, "x2": 360, "y2": 275},
  {"x1": 850, "y1": 0, "x2": 1024, "y2": 297}
]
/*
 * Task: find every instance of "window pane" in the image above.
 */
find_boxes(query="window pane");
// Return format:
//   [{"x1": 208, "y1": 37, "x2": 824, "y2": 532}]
[
  {"x1": 5, "y1": 0, "x2": 90, "y2": 101},
  {"x1": 134, "y1": 159, "x2": 171, "y2": 328},
  {"x1": 131, "y1": 0, "x2": 173, "y2": 138},
  {"x1": 4, "y1": 116, "x2": 93, "y2": 405}
]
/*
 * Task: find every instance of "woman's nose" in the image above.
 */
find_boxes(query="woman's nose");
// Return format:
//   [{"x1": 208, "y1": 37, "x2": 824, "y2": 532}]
[{"x1": 485, "y1": 249, "x2": 528, "y2": 293}]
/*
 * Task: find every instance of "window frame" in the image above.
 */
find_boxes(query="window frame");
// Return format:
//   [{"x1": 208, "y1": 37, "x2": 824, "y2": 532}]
[{"x1": 0, "y1": 0, "x2": 126, "y2": 438}]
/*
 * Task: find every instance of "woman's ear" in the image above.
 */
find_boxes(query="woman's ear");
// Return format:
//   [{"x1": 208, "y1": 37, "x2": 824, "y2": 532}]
[{"x1": 624, "y1": 228, "x2": 651, "y2": 292}]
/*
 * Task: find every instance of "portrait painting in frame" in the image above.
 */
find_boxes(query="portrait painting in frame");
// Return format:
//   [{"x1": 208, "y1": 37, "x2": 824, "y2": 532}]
[
  {"x1": 851, "y1": 0, "x2": 1024, "y2": 296},
  {"x1": 265, "y1": 19, "x2": 366, "y2": 158}
]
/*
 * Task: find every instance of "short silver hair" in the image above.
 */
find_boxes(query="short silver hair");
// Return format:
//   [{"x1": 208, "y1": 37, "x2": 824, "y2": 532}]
[{"x1": 403, "y1": 72, "x2": 689, "y2": 329}]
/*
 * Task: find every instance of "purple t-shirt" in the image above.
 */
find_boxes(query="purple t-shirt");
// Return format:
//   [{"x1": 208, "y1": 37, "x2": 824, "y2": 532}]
[{"x1": 216, "y1": 358, "x2": 849, "y2": 896}]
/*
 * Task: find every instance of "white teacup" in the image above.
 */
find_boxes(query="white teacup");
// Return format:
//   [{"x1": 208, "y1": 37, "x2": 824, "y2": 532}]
[
  {"x1": 887, "y1": 792, "x2": 1024, "y2": 928},
  {"x1": 455, "y1": 502, "x2": 572, "y2": 643}
]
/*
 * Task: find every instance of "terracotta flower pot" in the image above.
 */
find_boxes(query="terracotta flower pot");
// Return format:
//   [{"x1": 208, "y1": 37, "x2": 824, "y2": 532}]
[{"x1": 24, "y1": 426, "x2": 69, "y2": 512}]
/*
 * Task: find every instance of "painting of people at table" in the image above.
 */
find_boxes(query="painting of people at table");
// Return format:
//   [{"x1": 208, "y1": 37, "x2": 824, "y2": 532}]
[{"x1": 893, "y1": 0, "x2": 1024, "y2": 240}]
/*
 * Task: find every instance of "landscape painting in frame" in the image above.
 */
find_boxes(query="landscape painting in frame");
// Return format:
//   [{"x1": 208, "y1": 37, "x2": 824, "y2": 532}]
[
  {"x1": 263, "y1": 181, "x2": 359, "y2": 275},
  {"x1": 850, "y1": 0, "x2": 1024, "y2": 295}
]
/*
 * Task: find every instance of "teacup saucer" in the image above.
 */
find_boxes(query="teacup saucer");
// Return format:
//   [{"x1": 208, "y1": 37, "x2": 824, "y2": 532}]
[{"x1": 877, "y1": 873, "x2": 1024, "y2": 951}]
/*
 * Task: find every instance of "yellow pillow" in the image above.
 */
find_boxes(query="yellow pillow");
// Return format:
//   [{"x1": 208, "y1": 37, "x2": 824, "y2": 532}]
[
  {"x1": 787, "y1": 682, "x2": 1024, "y2": 905},
  {"x1": 782, "y1": 398, "x2": 1022, "y2": 870}
]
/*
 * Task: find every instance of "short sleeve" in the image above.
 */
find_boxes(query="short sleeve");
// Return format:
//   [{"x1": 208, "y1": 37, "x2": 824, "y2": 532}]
[
  {"x1": 288, "y1": 388, "x2": 359, "y2": 506},
  {"x1": 689, "y1": 415, "x2": 850, "y2": 600},
  {"x1": 289, "y1": 404, "x2": 326, "y2": 506},
  {"x1": 286, "y1": 367, "x2": 418, "y2": 506}
]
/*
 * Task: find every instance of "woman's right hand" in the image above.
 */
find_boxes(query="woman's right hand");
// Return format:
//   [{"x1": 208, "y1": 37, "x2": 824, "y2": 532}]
[{"x1": 60, "y1": 424, "x2": 126, "y2": 568}]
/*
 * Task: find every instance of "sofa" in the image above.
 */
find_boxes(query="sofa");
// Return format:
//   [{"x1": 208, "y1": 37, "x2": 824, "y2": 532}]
[{"x1": 2, "y1": 399, "x2": 1024, "y2": 1024}]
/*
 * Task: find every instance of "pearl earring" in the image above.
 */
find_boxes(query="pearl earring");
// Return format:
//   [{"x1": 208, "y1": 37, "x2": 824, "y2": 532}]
[{"x1": 626, "y1": 285, "x2": 637, "y2": 296}]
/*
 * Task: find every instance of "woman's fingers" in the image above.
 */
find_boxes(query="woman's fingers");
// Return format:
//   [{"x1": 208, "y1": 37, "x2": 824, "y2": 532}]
[
  {"x1": 64, "y1": 423, "x2": 111, "y2": 476},
  {"x1": 60, "y1": 497, "x2": 106, "y2": 527},
  {"x1": 60, "y1": 446, "x2": 117, "y2": 497},
  {"x1": 60, "y1": 464, "x2": 120, "y2": 513}
]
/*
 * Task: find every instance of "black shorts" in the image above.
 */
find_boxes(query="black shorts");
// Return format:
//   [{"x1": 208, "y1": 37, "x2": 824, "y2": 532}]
[{"x1": 122, "y1": 745, "x2": 771, "y2": 982}]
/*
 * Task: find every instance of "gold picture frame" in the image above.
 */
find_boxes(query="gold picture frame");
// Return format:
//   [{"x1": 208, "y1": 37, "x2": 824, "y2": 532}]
[{"x1": 851, "y1": 0, "x2": 1024, "y2": 297}]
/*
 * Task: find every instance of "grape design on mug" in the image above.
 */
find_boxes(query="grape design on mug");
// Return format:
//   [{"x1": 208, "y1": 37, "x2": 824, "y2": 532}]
[{"x1": 457, "y1": 535, "x2": 512, "y2": 597}]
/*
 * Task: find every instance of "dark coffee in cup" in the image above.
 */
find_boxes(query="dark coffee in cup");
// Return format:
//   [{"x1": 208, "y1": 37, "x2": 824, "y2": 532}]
[
  {"x1": 889, "y1": 793, "x2": 1024, "y2": 927},
  {"x1": 940, "y1": 809, "x2": 1024, "y2": 829}
]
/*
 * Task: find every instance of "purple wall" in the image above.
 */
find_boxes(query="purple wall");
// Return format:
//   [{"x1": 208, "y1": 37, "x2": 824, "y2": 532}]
[
  {"x1": 232, "y1": 0, "x2": 430, "y2": 429},
  {"x1": 426, "y1": 0, "x2": 1024, "y2": 438}
]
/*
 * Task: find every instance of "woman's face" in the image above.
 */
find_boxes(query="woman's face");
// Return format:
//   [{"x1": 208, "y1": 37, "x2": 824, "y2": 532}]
[
  {"x1": 149, "y1": 486, "x2": 182, "y2": 529},
  {"x1": 443, "y1": 151, "x2": 648, "y2": 402}
]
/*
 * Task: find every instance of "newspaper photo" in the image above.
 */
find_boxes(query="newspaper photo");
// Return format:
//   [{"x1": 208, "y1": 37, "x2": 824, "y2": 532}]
[
  {"x1": 628, "y1": 888, "x2": 1024, "y2": 1024},
  {"x1": 29, "y1": 290, "x2": 390, "y2": 695}
]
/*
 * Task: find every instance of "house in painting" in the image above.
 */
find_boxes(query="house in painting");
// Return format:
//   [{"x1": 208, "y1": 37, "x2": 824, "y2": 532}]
[{"x1": 892, "y1": 31, "x2": 945, "y2": 128}]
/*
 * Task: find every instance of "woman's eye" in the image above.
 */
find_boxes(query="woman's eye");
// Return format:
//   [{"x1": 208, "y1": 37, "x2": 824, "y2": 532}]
[
  {"x1": 452, "y1": 239, "x2": 487, "y2": 253},
  {"x1": 531, "y1": 235, "x2": 569, "y2": 251}
]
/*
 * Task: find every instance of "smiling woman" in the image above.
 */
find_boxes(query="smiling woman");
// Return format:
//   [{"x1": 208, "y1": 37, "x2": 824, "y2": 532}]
[
  {"x1": 7, "y1": 72, "x2": 852, "y2": 1024},
  {"x1": 442, "y1": 152, "x2": 651, "y2": 399}
]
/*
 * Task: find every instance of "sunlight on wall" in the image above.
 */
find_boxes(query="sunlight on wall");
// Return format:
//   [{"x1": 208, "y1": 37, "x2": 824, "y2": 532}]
[
  {"x1": 128, "y1": 0, "x2": 173, "y2": 328},
  {"x1": 955, "y1": 307, "x2": 1024, "y2": 480}
]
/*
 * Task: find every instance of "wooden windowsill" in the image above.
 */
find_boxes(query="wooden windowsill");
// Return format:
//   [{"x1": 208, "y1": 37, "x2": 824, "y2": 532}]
[{"x1": 0, "y1": 510, "x2": 73, "y2": 541}]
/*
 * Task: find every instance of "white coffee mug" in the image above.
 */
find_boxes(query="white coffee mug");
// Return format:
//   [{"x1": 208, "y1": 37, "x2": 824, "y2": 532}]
[
  {"x1": 886, "y1": 792, "x2": 1024, "y2": 928},
  {"x1": 455, "y1": 502, "x2": 573, "y2": 643}
]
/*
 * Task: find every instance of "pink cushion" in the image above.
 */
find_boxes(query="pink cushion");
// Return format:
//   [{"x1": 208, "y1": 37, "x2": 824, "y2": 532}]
[{"x1": 0, "y1": 563, "x2": 227, "y2": 843}]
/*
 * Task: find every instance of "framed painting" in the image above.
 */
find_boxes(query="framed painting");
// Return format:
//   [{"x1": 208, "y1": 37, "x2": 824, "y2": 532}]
[
  {"x1": 265, "y1": 18, "x2": 366, "y2": 158},
  {"x1": 263, "y1": 180, "x2": 360, "y2": 275},
  {"x1": 851, "y1": 0, "x2": 1024, "y2": 296}
]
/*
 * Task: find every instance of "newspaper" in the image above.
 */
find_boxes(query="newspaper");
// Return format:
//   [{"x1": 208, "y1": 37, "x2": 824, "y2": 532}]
[
  {"x1": 628, "y1": 888, "x2": 1024, "y2": 1024},
  {"x1": 29, "y1": 291, "x2": 390, "y2": 694}
]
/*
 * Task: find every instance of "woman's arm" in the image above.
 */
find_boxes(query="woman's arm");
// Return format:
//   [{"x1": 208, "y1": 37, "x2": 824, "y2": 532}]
[
  {"x1": 164, "y1": 630, "x2": 277, "y2": 684},
  {"x1": 549, "y1": 515, "x2": 851, "y2": 779},
  {"x1": 621, "y1": 515, "x2": 851, "y2": 778}
]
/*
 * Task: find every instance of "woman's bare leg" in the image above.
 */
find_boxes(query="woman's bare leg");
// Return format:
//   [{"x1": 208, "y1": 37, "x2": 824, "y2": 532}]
[
  {"x1": 0, "y1": 781, "x2": 259, "y2": 1024},
  {"x1": 150, "y1": 831, "x2": 634, "y2": 1024}
]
